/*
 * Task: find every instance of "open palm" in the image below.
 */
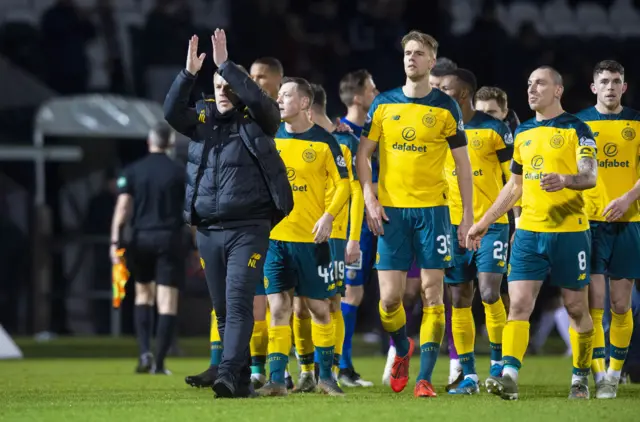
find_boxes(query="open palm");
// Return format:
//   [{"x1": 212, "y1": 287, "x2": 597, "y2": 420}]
[
  {"x1": 211, "y1": 28, "x2": 229, "y2": 67},
  {"x1": 186, "y1": 35, "x2": 206, "y2": 75}
]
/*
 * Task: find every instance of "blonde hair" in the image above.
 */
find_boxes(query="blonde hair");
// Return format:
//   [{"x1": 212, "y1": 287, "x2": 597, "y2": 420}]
[{"x1": 401, "y1": 30, "x2": 438, "y2": 56}]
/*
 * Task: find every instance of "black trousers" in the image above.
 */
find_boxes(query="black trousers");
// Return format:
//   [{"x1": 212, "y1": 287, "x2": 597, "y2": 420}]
[{"x1": 196, "y1": 223, "x2": 270, "y2": 386}]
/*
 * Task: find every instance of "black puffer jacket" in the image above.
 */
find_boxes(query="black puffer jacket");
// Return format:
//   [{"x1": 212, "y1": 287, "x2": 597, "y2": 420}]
[{"x1": 163, "y1": 61, "x2": 293, "y2": 228}]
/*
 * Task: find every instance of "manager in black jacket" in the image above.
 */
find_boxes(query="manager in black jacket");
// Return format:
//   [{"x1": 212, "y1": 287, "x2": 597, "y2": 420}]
[{"x1": 164, "y1": 29, "x2": 293, "y2": 398}]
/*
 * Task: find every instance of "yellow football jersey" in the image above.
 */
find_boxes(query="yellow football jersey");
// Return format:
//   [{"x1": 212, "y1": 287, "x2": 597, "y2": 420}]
[
  {"x1": 575, "y1": 107, "x2": 640, "y2": 222},
  {"x1": 445, "y1": 111, "x2": 514, "y2": 225},
  {"x1": 270, "y1": 123, "x2": 350, "y2": 243},
  {"x1": 363, "y1": 87, "x2": 467, "y2": 208},
  {"x1": 511, "y1": 112, "x2": 597, "y2": 232},
  {"x1": 326, "y1": 132, "x2": 364, "y2": 241}
]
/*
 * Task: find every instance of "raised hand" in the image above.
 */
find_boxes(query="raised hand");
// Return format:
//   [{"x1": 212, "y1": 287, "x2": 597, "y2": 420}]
[
  {"x1": 211, "y1": 28, "x2": 228, "y2": 68},
  {"x1": 186, "y1": 35, "x2": 206, "y2": 76},
  {"x1": 334, "y1": 119, "x2": 354, "y2": 134}
]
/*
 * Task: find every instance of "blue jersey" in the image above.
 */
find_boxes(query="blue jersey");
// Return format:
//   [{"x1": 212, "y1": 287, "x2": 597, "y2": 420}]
[{"x1": 341, "y1": 117, "x2": 379, "y2": 183}]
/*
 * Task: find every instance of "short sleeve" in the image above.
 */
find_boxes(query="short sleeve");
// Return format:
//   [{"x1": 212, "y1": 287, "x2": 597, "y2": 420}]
[
  {"x1": 445, "y1": 101, "x2": 467, "y2": 149},
  {"x1": 362, "y1": 98, "x2": 382, "y2": 142},
  {"x1": 116, "y1": 168, "x2": 133, "y2": 195},
  {"x1": 575, "y1": 121, "x2": 597, "y2": 160}
]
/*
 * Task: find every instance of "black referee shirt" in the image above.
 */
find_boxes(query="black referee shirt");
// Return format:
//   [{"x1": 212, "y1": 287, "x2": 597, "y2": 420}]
[{"x1": 116, "y1": 152, "x2": 185, "y2": 231}]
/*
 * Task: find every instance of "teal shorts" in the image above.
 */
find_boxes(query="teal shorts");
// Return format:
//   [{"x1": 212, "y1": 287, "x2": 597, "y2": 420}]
[
  {"x1": 264, "y1": 240, "x2": 336, "y2": 299},
  {"x1": 376, "y1": 206, "x2": 452, "y2": 271},
  {"x1": 508, "y1": 229, "x2": 591, "y2": 289},
  {"x1": 445, "y1": 223, "x2": 509, "y2": 284},
  {"x1": 590, "y1": 221, "x2": 640, "y2": 280},
  {"x1": 329, "y1": 238, "x2": 346, "y2": 296}
]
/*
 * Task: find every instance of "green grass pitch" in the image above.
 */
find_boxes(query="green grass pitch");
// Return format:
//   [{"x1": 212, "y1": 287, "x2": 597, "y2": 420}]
[{"x1": 2, "y1": 343, "x2": 640, "y2": 422}]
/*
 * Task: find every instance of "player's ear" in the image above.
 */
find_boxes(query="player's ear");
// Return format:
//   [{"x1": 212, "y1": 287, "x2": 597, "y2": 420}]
[
  {"x1": 622, "y1": 82, "x2": 628, "y2": 95},
  {"x1": 301, "y1": 95, "x2": 310, "y2": 110},
  {"x1": 555, "y1": 85, "x2": 564, "y2": 99},
  {"x1": 590, "y1": 82, "x2": 597, "y2": 95}
]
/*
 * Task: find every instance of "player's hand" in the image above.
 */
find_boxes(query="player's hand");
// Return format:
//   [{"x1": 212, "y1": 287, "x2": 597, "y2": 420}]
[
  {"x1": 364, "y1": 194, "x2": 388, "y2": 236},
  {"x1": 312, "y1": 212, "x2": 334, "y2": 243},
  {"x1": 211, "y1": 28, "x2": 228, "y2": 68},
  {"x1": 603, "y1": 195, "x2": 632, "y2": 222},
  {"x1": 109, "y1": 245, "x2": 121, "y2": 265},
  {"x1": 466, "y1": 222, "x2": 489, "y2": 251},
  {"x1": 186, "y1": 35, "x2": 206, "y2": 76},
  {"x1": 540, "y1": 172, "x2": 568, "y2": 192},
  {"x1": 458, "y1": 213, "x2": 473, "y2": 248},
  {"x1": 345, "y1": 240, "x2": 361, "y2": 264},
  {"x1": 334, "y1": 119, "x2": 353, "y2": 134}
]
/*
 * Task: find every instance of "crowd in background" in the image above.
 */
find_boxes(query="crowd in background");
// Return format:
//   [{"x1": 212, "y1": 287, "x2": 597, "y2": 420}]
[{"x1": 2, "y1": 0, "x2": 639, "y2": 124}]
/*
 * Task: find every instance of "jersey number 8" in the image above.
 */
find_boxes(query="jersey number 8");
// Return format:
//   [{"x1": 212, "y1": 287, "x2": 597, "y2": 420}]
[{"x1": 578, "y1": 251, "x2": 587, "y2": 271}]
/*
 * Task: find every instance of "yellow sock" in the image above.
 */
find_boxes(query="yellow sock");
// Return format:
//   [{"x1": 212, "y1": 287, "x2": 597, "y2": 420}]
[
  {"x1": 312, "y1": 319, "x2": 335, "y2": 379},
  {"x1": 210, "y1": 309, "x2": 220, "y2": 343},
  {"x1": 332, "y1": 310, "x2": 345, "y2": 373},
  {"x1": 502, "y1": 320, "x2": 529, "y2": 370},
  {"x1": 452, "y1": 306, "x2": 475, "y2": 355},
  {"x1": 267, "y1": 324, "x2": 292, "y2": 384},
  {"x1": 210, "y1": 309, "x2": 222, "y2": 366},
  {"x1": 590, "y1": 308, "x2": 606, "y2": 376},
  {"x1": 379, "y1": 302, "x2": 406, "y2": 333},
  {"x1": 610, "y1": 310, "x2": 634, "y2": 373},
  {"x1": 293, "y1": 314, "x2": 314, "y2": 372},
  {"x1": 311, "y1": 320, "x2": 335, "y2": 348},
  {"x1": 483, "y1": 299, "x2": 507, "y2": 362},
  {"x1": 420, "y1": 305, "x2": 446, "y2": 345},
  {"x1": 569, "y1": 327, "x2": 594, "y2": 377},
  {"x1": 250, "y1": 320, "x2": 268, "y2": 357}
]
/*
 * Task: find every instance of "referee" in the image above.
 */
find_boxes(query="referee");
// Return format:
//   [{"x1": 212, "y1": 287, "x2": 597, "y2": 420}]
[
  {"x1": 164, "y1": 30, "x2": 292, "y2": 398},
  {"x1": 110, "y1": 122, "x2": 185, "y2": 375}
]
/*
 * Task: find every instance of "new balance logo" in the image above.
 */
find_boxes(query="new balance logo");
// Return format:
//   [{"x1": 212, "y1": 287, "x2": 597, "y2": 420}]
[
  {"x1": 248, "y1": 253, "x2": 262, "y2": 268},
  {"x1": 392, "y1": 115, "x2": 401, "y2": 120},
  {"x1": 577, "y1": 273, "x2": 587, "y2": 281}
]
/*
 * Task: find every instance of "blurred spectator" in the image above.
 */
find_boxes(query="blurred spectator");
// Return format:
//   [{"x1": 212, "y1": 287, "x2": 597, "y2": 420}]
[
  {"x1": 96, "y1": 0, "x2": 127, "y2": 94},
  {"x1": 0, "y1": 20, "x2": 42, "y2": 79},
  {"x1": 40, "y1": 0, "x2": 96, "y2": 94},
  {"x1": 143, "y1": 0, "x2": 197, "y2": 103},
  {"x1": 466, "y1": 1, "x2": 509, "y2": 86}
]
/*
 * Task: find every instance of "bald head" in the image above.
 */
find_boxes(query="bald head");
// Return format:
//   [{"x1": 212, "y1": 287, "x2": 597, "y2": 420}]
[
  {"x1": 535, "y1": 65, "x2": 563, "y2": 86},
  {"x1": 528, "y1": 66, "x2": 565, "y2": 112}
]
